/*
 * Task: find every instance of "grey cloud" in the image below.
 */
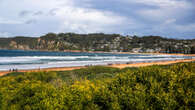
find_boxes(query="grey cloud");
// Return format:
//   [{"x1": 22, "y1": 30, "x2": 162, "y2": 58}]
[
  {"x1": 33, "y1": 11, "x2": 43, "y2": 16},
  {"x1": 19, "y1": 10, "x2": 32, "y2": 17},
  {"x1": 19, "y1": 10, "x2": 43, "y2": 17},
  {"x1": 49, "y1": 8, "x2": 59, "y2": 16},
  {"x1": 1, "y1": 0, "x2": 194, "y2": 39},
  {"x1": 25, "y1": 19, "x2": 37, "y2": 24}
]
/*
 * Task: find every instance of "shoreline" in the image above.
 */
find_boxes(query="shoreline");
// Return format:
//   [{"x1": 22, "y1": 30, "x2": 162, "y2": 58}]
[
  {"x1": 1, "y1": 58, "x2": 195, "y2": 77},
  {"x1": 1, "y1": 49, "x2": 195, "y2": 56}
]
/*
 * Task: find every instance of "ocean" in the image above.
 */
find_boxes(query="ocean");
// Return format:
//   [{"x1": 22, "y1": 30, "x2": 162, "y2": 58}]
[{"x1": 0, "y1": 50, "x2": 193, "y2": 71}]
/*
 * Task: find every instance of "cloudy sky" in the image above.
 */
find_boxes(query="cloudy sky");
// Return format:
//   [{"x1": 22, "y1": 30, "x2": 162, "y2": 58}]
[{"x1": 0, "y1": 0, "x2": 195, "y2": 39}]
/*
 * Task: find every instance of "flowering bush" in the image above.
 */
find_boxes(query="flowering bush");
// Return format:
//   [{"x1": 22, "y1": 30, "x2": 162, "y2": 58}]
[{"x1": 0, "y1": 62, "x2": 194, "y2": 109}]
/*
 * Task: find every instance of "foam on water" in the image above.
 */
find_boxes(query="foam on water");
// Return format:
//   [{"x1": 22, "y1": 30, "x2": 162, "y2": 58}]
[{"x1": 0, "y1": 50, "x2": 193, "y2": 71}]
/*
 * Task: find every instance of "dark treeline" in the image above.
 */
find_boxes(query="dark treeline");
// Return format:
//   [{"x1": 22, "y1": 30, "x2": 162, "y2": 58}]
[{"x1": 0, "y1": 33, "x2": 195, "y2": 54}]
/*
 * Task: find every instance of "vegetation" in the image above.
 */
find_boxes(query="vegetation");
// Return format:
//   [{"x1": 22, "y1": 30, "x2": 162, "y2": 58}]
[
  {"x1": 0, "y1": 62, "x2": 195, "y2": 109},
  {"x1": 0, "y1": 33, "x2": 195, "y2": 54}
]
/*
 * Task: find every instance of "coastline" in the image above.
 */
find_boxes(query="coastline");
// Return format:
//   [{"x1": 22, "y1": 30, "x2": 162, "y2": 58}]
[
  {"x1": 1, "y1": 49, "x2": 195, "y2": 56},
  {"x1": 1, "y1": 58, "x2": 195, "y2": 77},
  {"x1": 109, "y1": 58, "x2": 195, "y2": 68}
]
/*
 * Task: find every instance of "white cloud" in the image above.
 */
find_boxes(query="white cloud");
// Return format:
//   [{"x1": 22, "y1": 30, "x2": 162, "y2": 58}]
[
  {"x1": 49, "y1": 0, "x2": 131, "y2": 33},
  {"x1": 54, "y1": 6, "x2": 128, "y2": 33},
  {"x1": 0, "y1": 32, "x2": 11, "y2": 37},
  {"x1": 0, "y1": 0, "x2": 131, "y2": 34},
  {"x1": 0, "y1": 17, "x2": 24, "y2": 24},
  {"x1": 0, "y1": 0, "x2": 194, "y2": 38},
  {"x1": 164, "y1": 19, "x2": 176, "y2": 24}
]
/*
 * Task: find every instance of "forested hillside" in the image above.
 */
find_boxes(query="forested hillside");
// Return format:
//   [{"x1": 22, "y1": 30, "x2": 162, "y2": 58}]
[
  {"x1": 0, "y1": 33, "x2": 195, "y2": 53},
  {"x1": 0, "y1": 62, "x2": 194, "y2": 109}
]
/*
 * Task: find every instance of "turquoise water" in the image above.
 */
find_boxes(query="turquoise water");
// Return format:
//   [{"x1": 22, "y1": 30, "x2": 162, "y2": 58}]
[{"x1": 0, "y1": 50, "x2": 193, "y2": 71}]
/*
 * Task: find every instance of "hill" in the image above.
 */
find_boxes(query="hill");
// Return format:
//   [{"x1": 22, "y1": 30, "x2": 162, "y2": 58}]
[{"x1": 0, "y1": 33, "x2": 195, "y2": 54}]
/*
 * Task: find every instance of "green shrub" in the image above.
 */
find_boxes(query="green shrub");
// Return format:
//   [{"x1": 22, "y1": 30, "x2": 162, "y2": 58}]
[
  {"x1": 0, "y1": 92, "x2": 2, "y2": 110},
  {"x1": 0, "y1": 62, "x2": 194, "y2": 109}
]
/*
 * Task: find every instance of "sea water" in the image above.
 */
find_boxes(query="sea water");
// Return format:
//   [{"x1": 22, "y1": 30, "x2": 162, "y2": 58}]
[{"x1": 0, "y1": 50, "x2": 193, "y2": 71}]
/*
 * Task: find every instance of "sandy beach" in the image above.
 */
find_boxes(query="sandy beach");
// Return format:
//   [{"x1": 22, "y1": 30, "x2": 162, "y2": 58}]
[
  {"x1": 115, "y1": 52, "x2": 195, "y2": 56},
  {"x1": 109, "y1": 59, "x2": 195, "y2": 68},
  {"x1": 0, "y1": 58, "x2": 195, "y2": 77}
]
